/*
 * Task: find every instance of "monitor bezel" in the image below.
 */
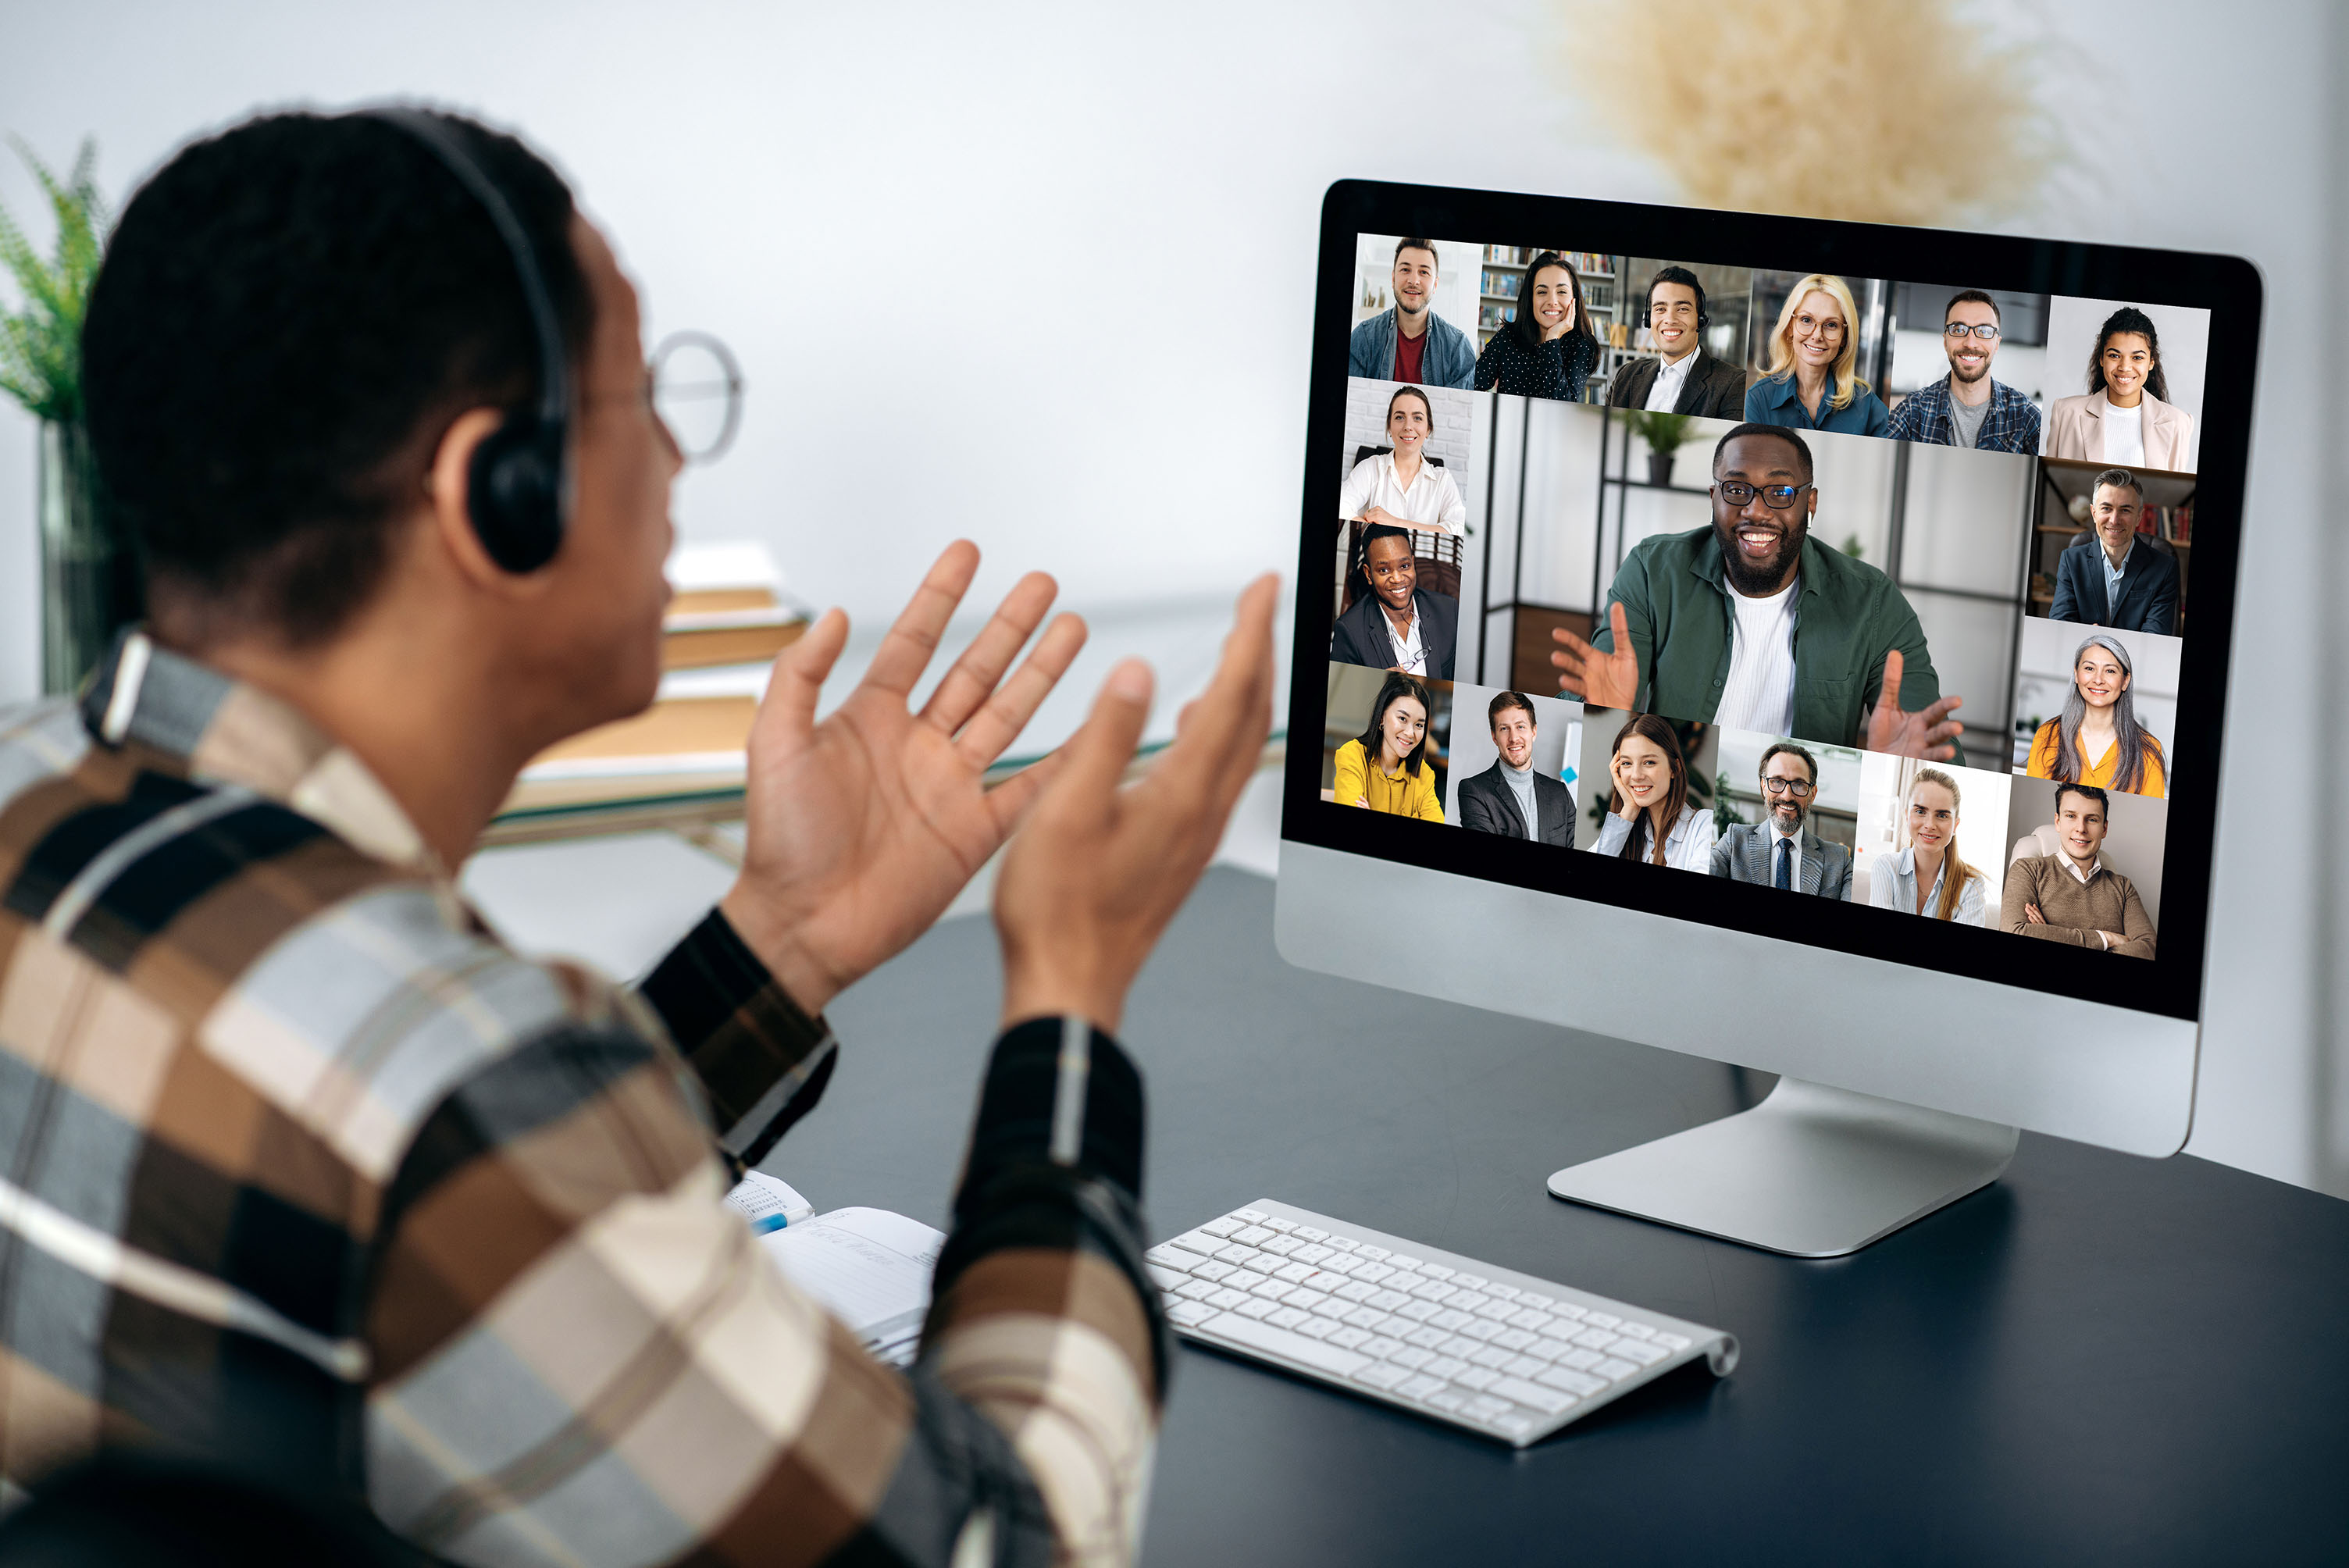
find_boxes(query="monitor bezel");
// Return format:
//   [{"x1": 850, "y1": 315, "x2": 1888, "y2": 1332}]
[{"x1": 1283, "y1": 178, "x2": 2260, "y2": 1026}]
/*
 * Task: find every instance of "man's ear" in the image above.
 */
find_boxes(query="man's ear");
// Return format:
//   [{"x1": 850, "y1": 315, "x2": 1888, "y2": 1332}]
[{"x1": 428, "y1": 408, "x2": 552, "y2": 599}]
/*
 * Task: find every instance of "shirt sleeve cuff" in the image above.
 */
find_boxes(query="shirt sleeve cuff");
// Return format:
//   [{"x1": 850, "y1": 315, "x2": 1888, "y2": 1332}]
[
  {"x1": 636, "y1": 907, "x2": 837, "y2": 1164},
  {"x1": 961, "y1": 1016, "x2": 1145, "y2": 1199}
]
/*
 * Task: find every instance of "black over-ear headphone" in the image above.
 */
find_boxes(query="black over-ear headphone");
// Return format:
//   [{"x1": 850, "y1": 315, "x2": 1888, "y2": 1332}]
[{"x1": 361, "y1": 107, "x2": 572, "y2": 573}]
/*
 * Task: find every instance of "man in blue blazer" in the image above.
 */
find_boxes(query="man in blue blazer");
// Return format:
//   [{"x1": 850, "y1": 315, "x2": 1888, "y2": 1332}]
[{"x1": 2049, "y1": 469, "x2": 2180, "y2": 636}]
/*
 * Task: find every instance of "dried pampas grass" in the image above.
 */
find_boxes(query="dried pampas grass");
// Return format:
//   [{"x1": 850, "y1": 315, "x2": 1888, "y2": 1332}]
[{"x1": 1559, "y1": 0, "x2": 2062, "y2": 225}]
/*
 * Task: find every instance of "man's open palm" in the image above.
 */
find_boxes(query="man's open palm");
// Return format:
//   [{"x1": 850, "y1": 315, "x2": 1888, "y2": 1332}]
[
  {"x1": 1864, "y1": 648, "x2": 1964, "y2": 760},
  {"x1": 1551, "y1": 600, "x2": 1639, "y2": 707},
  {"x1": 720, "y1": 541, "x2": 1085, "y2": 1014}
]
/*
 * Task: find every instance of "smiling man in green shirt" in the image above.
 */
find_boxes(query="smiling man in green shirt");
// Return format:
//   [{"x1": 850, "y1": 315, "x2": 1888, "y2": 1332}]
[{"x1": 1551, "y1": 424, "x2": 1966, "y2": 761}]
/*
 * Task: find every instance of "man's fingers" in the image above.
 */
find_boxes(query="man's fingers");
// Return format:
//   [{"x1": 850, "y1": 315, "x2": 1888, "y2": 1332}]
[
  {"x1": 1549, "y1": 627, "x2": 1594, "y2": 655},
  {"x1": 922, "y1": 570, "x2": 1060, "y2": 736},
  {"x1": 750, "y1": 607, "x2": 847, "y2": 755},
  {"x1": 1050, "y1": 659, "x2": 1157, "y2": 810},
  {"x1": 1878, "y1": 647, "x2": 1907, "y2": 708},
  {"x1": 1150, "y1": 576, "x2": 1278, "y2": 800},
  {"x1": 955, "y1": 611, "x2": 1090, "y2": 768},
  {"x1": 863, "y1": 541, "x2": 982, "y2": 699},
  {"x1": 1608, "y1": 600, "x2": 1631, "y2": 650}
]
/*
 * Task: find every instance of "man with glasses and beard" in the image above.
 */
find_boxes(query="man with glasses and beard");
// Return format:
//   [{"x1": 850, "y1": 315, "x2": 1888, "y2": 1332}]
[
  {"x1": 1549, "y1": 425, "x2": 1965, "y2": 759},
  {"x1": 1711, "y1": 740, "x2": 1853, "y2": 896},
  {"x1": 1885, "y1": 290, "x2": 2043, "y2": 454}
]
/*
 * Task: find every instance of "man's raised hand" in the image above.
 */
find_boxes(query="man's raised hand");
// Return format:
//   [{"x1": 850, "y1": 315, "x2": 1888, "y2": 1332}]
[
  {"x1": 1551, "y1": 600, "x2": 1639, "y2": 707},
  {"x1": 718, "y1": 541, "x2": 1086, "y2": 1014},
  {"x1": 1863, "y1": 648, "x2": 1963, "y2": 760}
]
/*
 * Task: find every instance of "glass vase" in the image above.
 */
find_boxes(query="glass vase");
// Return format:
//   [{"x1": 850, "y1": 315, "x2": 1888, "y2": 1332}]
[{"x1": 37, "y1": 419, "x2": 135, "y2": 696}]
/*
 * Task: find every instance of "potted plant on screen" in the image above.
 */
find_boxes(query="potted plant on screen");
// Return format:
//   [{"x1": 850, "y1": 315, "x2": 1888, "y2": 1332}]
[
  {"x1": 1625, "y1": 410, "x2": 1691, "y2": 487},
  {"x1": 1, "y1": 137, "x2": 134, "y2": 695}
]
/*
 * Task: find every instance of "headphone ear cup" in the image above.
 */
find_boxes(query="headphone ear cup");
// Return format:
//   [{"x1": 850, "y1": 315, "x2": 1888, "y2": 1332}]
[{"x1": 466, "y1": 413, "x2": 566, "y2": 573}]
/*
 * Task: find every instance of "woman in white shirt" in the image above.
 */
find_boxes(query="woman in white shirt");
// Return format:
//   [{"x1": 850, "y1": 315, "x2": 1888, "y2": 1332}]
[
  {"x1": 1589, "y1": 712, "x2": 1716, "y2": 871},
  {"x1": 1866, "y1": 767, "x2": 1989, "y2": 925},
  {"x1": 1338, "y1": 385, "x2": 1468, "y2": 536},
  {"x1": 2043, "y1": 306, "x2": 2194, "y2": 472}
]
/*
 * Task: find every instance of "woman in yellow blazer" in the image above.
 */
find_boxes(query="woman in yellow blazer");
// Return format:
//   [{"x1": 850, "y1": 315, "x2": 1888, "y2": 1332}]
[
  {"x1": 2043, "y1": 305, "x2": 2194, "y2": 472},
  {"x1": 2025, "y1": 633, "x2": 2166, "y2": 798},
  {"x1": 1331, "y1": 672, "x2": 1448, "y2": 821}
]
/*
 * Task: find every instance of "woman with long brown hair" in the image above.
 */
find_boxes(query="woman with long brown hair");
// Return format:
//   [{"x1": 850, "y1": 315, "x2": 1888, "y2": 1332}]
[
  {"x1": 1589, "y1": 713, "x2": 1715, "y2": 870},
  {"x1": 1473, "y1": 250, "x2": 1601, "y2": 402},
  {"x1": 1866, "y1": 767, "x2": 1989, "y2": 925}
]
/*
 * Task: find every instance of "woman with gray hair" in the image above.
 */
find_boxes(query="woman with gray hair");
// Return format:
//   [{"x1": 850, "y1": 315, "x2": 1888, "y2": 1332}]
[{"x1": 2025, "y1": 633, "x2": 2167, "y2": 798}]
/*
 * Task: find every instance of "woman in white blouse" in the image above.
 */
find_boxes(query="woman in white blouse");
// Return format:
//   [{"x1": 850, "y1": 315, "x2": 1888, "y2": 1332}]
[
  {"x1": 1590, "y1": 713, "x2": 1716, "y2": 871},
  {"x1": 1865, "y1": 766, "x2": 1989, "y2": 925},
  {"x1": 2043, "y1": 306, "x2": 2194, "y2": 472},
  {"x1": 1337, "y1": 385, "x2": 1468, "y2": 536}
]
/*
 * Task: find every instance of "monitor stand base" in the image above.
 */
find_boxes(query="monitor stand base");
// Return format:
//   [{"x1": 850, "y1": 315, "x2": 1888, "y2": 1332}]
[{"x1": 1546, "y1": 1077, "x2": 2020, "y2": 1258}]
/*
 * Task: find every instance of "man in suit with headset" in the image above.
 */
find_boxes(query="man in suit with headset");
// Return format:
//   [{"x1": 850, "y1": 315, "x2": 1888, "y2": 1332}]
[
  {"x1": 1711, "y1": 739, "x2": 1855, "y2": 897},
  {"x1": 0, "y1": 107, "x2": 1274, "y2": 1567},
  {"x1": 1603, "y1": 265, "x2": 1748, "y2": 419}
]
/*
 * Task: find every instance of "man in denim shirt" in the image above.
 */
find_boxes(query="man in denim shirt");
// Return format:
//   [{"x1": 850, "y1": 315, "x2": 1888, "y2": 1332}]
[
  {"x1": 1348, "y1": 237, "x2": 1477, "y2": 387},
  {"x1": 1886, "y1": 290, "x2": 2042, "y2": 454}
]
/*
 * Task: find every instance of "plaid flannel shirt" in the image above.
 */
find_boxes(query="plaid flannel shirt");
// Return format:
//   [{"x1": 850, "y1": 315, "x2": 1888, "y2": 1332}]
[
  {"x1": 0, "y1": 633, "x2": 1165, "y2": 1566},
  {"x1": 1882, "y1": 373, "x2": 2044, "y2": 454}
]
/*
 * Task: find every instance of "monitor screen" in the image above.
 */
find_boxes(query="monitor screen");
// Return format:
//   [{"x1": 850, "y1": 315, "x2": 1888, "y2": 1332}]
[{"x1": 1285, "y1": 184, "x2": 2256, "y2": 1026}]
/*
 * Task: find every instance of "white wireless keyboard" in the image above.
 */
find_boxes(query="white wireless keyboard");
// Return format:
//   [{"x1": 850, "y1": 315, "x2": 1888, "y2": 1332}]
[{"x1": 1150, "y1": 1199, "x2": 1738, "y2": 1447}]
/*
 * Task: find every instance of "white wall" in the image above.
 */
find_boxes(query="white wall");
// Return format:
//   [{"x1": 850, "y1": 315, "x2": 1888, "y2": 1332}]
[{"x1": 1, "y1": 0, "x2": 2342, "y2": 1197}]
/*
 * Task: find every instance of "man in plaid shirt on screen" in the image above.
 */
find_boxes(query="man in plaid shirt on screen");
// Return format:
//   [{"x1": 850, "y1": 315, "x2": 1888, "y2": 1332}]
[
  {"x1": 0, "y1": 109, "x2": 1274, "y2": 1566},
  {"x1": 1884, "y1": 288, "x2": 2044, "y2": 454}
]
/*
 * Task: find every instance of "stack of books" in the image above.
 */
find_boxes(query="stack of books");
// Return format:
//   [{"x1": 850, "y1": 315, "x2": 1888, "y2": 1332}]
[{"x1": 501, "y1": 541, "x2": 804, "y2": 818}]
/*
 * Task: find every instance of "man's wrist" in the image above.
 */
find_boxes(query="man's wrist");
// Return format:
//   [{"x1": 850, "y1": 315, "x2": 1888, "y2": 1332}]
[
  {"x1": 1001, "y1": 964, "x2": 1123, "y2": 1038},
  {"x1": 718, "y1": 885, "x2": 843, "y2": 1017}
]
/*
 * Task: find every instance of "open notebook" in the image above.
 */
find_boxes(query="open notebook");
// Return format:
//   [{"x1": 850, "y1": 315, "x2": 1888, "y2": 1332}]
[{"x1": 724, "y1": 1172, "x2": 945, "y2": 1368}]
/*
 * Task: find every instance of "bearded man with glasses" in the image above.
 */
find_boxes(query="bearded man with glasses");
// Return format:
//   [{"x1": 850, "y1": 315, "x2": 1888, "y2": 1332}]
[
  {"x1": 1551, "y1": 425, "x2": 1965, "y2": 760},
  {"x1": 1709, "y1": 739, "x2": 1854, "y2": 897},
  {"x1": 1884, "y1": 289, "x2": 2044, "y2": 453}
]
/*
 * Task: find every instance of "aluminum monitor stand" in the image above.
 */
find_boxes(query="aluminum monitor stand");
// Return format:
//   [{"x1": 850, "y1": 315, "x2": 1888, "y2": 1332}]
[{"x1": 1547, "y1": 1077, "x2": 2021, "y2": 1258}]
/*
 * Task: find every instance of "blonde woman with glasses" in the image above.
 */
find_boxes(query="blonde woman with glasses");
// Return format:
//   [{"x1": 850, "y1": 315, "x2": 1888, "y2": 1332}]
[{"x1": 1745, "y1": 273, "x2": 1891, "y2": 437}]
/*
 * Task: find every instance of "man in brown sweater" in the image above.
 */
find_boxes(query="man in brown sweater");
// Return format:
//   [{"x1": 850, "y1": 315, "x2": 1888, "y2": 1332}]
[{"x1": 2001, "y1": 783, "x2": 2158, "y2": 958}]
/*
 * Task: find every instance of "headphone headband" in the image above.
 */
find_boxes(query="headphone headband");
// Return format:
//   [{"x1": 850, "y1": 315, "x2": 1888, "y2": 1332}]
[{"x1": 357, "y1": 106, "x2": 572, "y2": 570}]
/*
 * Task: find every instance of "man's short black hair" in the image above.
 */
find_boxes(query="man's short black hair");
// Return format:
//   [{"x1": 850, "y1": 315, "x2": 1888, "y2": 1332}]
[
  {"x1": 1944, "y1": 288, "x2": 2001, "y2": 324},
  {"x1": 2091, "y1": 468, "x2": 2144, "y2": 503},
  {"x1": 83, "y1": 110, "x2": 592, "y2": 647},
  {"x1": 1713, "y1": 422, "x2": 1814, "y2": 483},
  {"x1": 1758, "y1": 740, "x2": 1818, "y2": 788},
  {"x1": 1488, "y1": 690, "x2": 1536, "y2": 731},
  {"x1": 2054, "y1": 782, "x2": 2111, "y2": 817},
  {"x1": 1395, "y1": 237, "x2": 1438, "y2": 268}
]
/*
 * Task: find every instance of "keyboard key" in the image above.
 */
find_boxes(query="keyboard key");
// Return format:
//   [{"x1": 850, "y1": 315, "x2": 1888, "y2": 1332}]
[
  {"x1": 1425, "y1": 1356, "x2": 1467, "y2": 1381},
  {"x1": 1206, "y1": 1288, "x2": 1249, "y2": 1310},
  {"x1": 1268, "y1": 1306, "x2": 1310, "y2": 1330},
  {"x1": 1530, "y1": 1338, "x2": 1576, "y2": 1362},
  {"x1": 1470, "y1": 1345, "x2": 1514, "y2": 1370},
  {"x1": 1353, "y1": 1246, "x2": 1390, "y2": 1262},
  {"x1": 1263, "y1": 1218, "x2": 1297, "y2": 1234},
  {"x1": 1449, "y1": 1274, "x2": 1486, "y2": 1290},
  {"x1": 1653, "y1": 1332, "x2": 1692, "y2": 1350},
  {"x1": 1335, "y1": 1281, "x2": 1378, "y2": 1303},
  {"x1": 1233, "y1": 1209, "x2": 1268, "y2": 1223},
  {"x1": 1295, "y1": 1227, "x2": 1328, "y2": 1242},
  {"x1": 1584, "y1": 1312, "x2": 1621, "y2": 1330},
  {"x1": 1610, "y1": 1339, "x2": 1670, "y2": 1366},
  {"x1": 1474, "y1": 1300, "x2": 1517, "y2": 1322},
  {"x1": 1492, "y1": 1413, "x2": 1537, "y2": 1438},
  {"x1": 1615, "y1": 1321, "x2": 1654, "y2": 1339},
  {"x1": 1538, "y1": 1367, "x2": 1606, "y2": 1396},
  {"x1": 1148, "y1": 1266, "x2": 1189, "y2": 1291},
  {"x1": 1367, "y1": 1289, "x2": 1412, "y2": 1312},
  {"x1": 1176, "y1": 1279, "x2": 1218, "y2": 1302},
  {"x1": 1517, "y1": 1293, "x2": 1553, "y2": 1310},
  {"x1": 1390, "y1": 1347, "x2": 1435, "y2": 1370},
  {"x1": 1407, "y1": 1325, "x2": 1450, "y2": 1349},
  {"x1": 1410, "y1": 1280, "x2": 1455, "y2": 1303},
  {"x1": 1455, "y1": 1368, "x2": 1499, "y2": 1392},
  {"x1": 1594, "y1": 1357, "x2": 1638, "y2": 1380},
  {"x1": 1573, "y1": 1327, "x2": 1617, "y2": 1349},
  {"x1": 1344, "y1": 1306, "x2": 1386, "y2": 1329},
  {"x1": 1506, "y1": 1356, "x2": 1549, "y2": 1378},
  {"x1": 1167, "y1": 1299, "x2": 1215, "y2": 1327},
  {"x1": 1397, "y1": 1374, "x2": 1447, "y2": 1399},
  {"x1": 1431, "y1": 1310, "x2": 1474, "y2": 1331},
  {"x1": 1310, "y1": 1298, "x2": 1352, "y2": 1320},
  {"x1": 1292, "y1": 1244, "x2": 1334, "y2": 1265},
  {"x1": 1551, "y1": 1303, "x2": 1588, "y2": 1321},
  {"x1": 1427, "y1": 1390, "x2": 1467, "y2": 1413},
  {"x1": 1494, "y1": 1329, "x2": 1537, "y2": 1352},
  {"x1": 1232, "y1": 1226, "x2": 1274, "y2": 1246},
  {"x1": 1387, "y1": 1255, "x2": 1424, "y2": 1272},
  {"x1": 1172, "y1": 1232, "x2": 1222, "y2": 1256},
  {"x1": 1296, "y1": 1317, "x2": 1338, "y2": 1340},
  {"x1": 1353, "y1": 1363, "x2": 1408, "y2": 1391},
  {"x1": 1440, "y1": 1336, "x2": 1481, "y2": 1358},
  {"x1": 1249, "y1": 1280, "x2": 1293, "y2": 1302},
  {"x1": 1235, "y1": 1298, "x2": 1277, "y2": 1319},
  {"x1": 1261, "y1": 1236, "x2": 1303, "y2": 1257},
  {"x1": 1467, "y1": 1395, "x2": 1513, "y2": 1417},
  {"x1": 1327, "y1": 1327, "x2": 1372, "y2": 1350},
  {"x1": 1286, "y1": 1289, "x2": 1330, "y2": 1312},
  {"x1": 1353, "y1": 1263, "x2": 1395, "y2": 1285},
  {"x1": 1484, "y1": 1284, "x2": 1520, "y2": 1302},
  {"x1": 1397, "y1": 1301, "x2": 1442, "y2": 1322},
  {"x1": 1372, "y1": 1316, "x2": 1417, "y2": 1338},
  {"x1": 1215, "y1": 1244, "x2": 1256, "y2": 1266},
  {"x1": 1324, "y1": 1237, "x2": 1357, "y2": 1251},
  {"x1": 1199, "y1": 1218, "x2": 1242, "y2": 1238},
  {"x1": 1447, "y1": 1293, "x2": 1492, "y2": 1316},
  {"x1": 1317, "y1": 1255, "x2": 1365, "y2": 1278},
  {"x1": 1490, "y1": 1377, "x2": 1575, "y2": 1416},
  {"x1": 1276, "y1": 1262, "x2": 1317, "y2": 1283},
  {"x1": 1146, "y1": 1245, "x2": 1191, "y2": 1268},
  {"x1": 1419, "y1": 1264, "x2": 1454, "y2": 1281},
  {"x1": 1509, "y1": 1309, "x2": 1554, "y2": 1333},
  {"x1": 1204, "y1": 1310, "x2": 1367, "y2": 1375},
  {"x1": 1461, "y1": 1321, "x2": 1506, "y2": 1342},
  {"x1": 1192, "y1": 1261, "x2": 1235, "y2": 1282},
  {"x1": 1560, "y1": 1349, "x2": 1602, "y2": 1370}
]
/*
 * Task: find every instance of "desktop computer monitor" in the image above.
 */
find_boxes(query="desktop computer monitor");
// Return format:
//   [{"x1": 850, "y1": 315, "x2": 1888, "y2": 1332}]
[{"x1": 1276, "y1": 180, "x2": 2256, "y2": 1257}]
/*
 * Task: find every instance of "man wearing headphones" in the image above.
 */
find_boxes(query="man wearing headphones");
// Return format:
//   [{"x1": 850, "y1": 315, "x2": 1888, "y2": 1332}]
[
  {"x1": 1603, "y1": 265, "x2": 1748, "y2": 419},
  {"x1": 0, "y1": 109, "x2": 1275, "y2": 1567}
]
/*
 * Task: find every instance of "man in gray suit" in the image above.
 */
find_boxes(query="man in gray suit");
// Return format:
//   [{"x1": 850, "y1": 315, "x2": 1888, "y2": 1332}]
[
  {"x1": 1456, "y1": 691, "x2": 1574, "y2": 844},
  {"x1": 1712, "y1": 740, "x2": 1854, "y2": 897}
]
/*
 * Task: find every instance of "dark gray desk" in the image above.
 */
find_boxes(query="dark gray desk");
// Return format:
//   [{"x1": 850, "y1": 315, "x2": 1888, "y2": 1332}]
[{"x1": 794, "y1": 869, "x2": 2349, "y2": 1567}]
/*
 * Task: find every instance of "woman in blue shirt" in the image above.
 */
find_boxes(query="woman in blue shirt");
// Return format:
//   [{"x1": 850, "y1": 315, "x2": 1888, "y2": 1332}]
[{"x1": 1745, "y1": 273, "x2": 1891, "y2": 437}]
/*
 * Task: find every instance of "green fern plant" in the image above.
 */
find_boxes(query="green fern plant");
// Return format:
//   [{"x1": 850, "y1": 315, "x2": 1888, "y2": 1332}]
[{"x1": 0, "y1": 137, "x2": 108, "y2": 423}]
